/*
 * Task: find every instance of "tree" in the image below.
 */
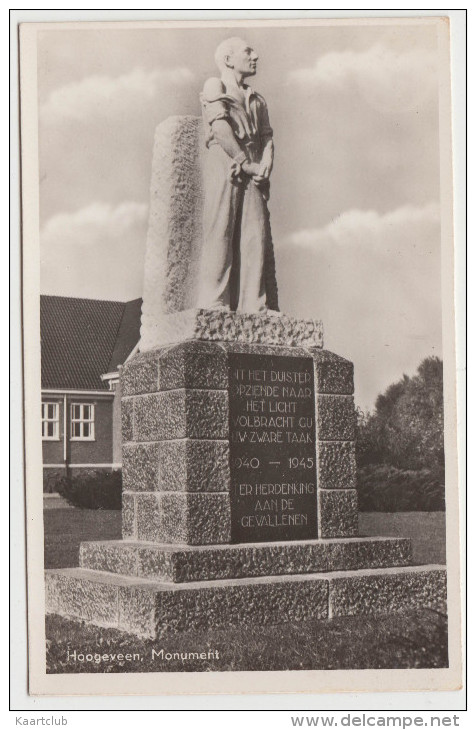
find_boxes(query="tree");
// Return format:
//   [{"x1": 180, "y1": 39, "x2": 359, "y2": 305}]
[
  {"x1": 355, "y1": 357, "x2": 445, "y2": 511},
  {"x1": 356, "y1": 356, "x2": 444, "y2": 471}
]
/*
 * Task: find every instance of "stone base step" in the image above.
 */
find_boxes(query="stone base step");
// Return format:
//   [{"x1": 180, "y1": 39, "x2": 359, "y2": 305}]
[
  {"x1": 79, "y1": 536, "x2": 413, "y2": 583},
  {"x1": 45, "y1": 564, "x2": 446, "y2": 639}
]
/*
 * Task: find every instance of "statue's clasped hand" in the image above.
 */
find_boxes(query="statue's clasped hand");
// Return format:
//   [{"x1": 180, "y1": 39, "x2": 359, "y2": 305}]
[
  {"x1": 230, "y1": 154, "x2": 272, "y2": 188},
  {"x1": 229, "y1": 155, "x2": 262, "y2": 184},
  {"x1": 241, "y1": 159, "x2": 271, "y2": 187},
  {"x1": 257, "y1": 151, "x2": 273, "y2": 179}
]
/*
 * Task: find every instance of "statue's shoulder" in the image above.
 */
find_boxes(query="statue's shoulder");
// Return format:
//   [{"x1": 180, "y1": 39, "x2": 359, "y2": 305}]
[
  {"x1": 202, "y1": 77, "x2": 226, "y2": 100},
  {"x1": 252, "y1": 89, "x2": 268, "y2": 106}
]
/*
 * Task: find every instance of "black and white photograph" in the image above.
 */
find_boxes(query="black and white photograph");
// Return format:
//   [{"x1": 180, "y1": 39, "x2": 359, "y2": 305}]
[{"x1": 18, "y1": 15, "x2": 462, "y2": 697}]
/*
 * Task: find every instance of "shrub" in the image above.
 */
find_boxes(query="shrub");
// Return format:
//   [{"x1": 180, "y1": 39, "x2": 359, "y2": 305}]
[
  {"x1": 57, "y1": 470, "x2": 122, "y2": 510},
  {"x1": 43, "y1": 469, "x2": 66, "y2": 493},
  {"x1": 357, "y1": 464, "x2": 445, "y2": 512}
]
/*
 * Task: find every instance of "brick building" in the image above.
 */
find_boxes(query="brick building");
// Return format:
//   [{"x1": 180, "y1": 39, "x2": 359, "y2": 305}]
[{"x1": 41, "y1": 295, "x2": 141, "y2": 491}]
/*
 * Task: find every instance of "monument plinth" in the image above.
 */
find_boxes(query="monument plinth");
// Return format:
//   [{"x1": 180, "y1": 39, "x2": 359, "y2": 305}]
[
  {"x1": 118, "y1": 334, "x2": 358, "y2": 547},
  {"x1": 45, "y1": 114, "x2": 446, "y2": 640}
]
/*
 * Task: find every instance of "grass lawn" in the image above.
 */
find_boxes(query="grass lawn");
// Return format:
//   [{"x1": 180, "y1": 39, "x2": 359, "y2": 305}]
[
  {"x1": 46, "y1": 610, "x2": 447, "y2": 673},
  {"x1": 44, "y1": 507, "x2": 121, "y2": 569}
]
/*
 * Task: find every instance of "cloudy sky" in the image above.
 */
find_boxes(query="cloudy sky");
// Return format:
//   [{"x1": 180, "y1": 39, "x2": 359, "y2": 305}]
[{"x1": 38, "y1": 21, "x2": 443, "y2": 410}]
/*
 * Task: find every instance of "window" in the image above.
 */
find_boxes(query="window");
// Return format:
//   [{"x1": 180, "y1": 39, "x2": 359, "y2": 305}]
[
  {"x1": 42, "y1": 402, "x2": 59, "y2": 440},
  {"x1": 70, "y1": 403, "x2": 95, "y2": 440}
]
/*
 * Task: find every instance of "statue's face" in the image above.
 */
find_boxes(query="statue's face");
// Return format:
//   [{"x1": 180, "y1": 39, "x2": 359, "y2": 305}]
[{"x1": 226, "y1": 41, "x2": 258, "y2": 77}]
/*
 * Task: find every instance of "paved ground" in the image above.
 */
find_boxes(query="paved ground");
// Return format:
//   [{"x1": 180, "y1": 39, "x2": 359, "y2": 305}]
[{"x1": 43, "y1": 494, "x2": 73, "y2": 509}]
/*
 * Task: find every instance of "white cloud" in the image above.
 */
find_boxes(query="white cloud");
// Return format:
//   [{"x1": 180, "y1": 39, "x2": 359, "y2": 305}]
[
  {"x1": 288, "y1": 203, "x2": 440, "y2": 250},
  {"x1": 276, "y1": 203, "x2": 442, "y2": 409},
  {"x1": 41, "y1": 201, "x2": 148, "y2": 247},
  {"x1": 38, "y1": 65, "x2": 198, "y2": 225},
  {"x1": 41, "y1": 202, "x2": 148, "y2": 300},
  {"x1": 40, "y1": 67, "x2": 195, "y2": 124},
  {"x1": 288, "y1": 44, "x2": 437, "y2": 113}
]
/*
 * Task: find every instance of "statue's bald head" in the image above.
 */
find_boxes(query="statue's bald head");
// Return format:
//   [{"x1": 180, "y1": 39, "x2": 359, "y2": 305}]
[{"x1": 214, "y1": 37, "x2": 251, "y2": 72}]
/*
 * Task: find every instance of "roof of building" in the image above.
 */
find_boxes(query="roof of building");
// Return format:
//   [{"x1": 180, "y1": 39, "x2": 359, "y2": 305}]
[
  {"x1": 107, "y1": 297, "x2": 142, "y2": 373},
  {"x1": 40, "y1": 295, "x2": 142, "y2": 390}
]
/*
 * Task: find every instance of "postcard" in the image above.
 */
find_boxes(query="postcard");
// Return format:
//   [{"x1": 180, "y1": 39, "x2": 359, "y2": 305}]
[{"x1": 19, "y1": 15, "x2": 462, "y2": 696}]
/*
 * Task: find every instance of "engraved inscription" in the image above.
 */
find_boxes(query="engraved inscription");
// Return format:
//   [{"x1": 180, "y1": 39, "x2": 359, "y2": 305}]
[{"x1": 229, "y1": 353, "x2": 318, "y2": 543}]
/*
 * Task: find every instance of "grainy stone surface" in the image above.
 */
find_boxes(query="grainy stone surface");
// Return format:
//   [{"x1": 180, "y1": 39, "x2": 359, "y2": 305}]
[
  {"x1": 159, "y1": 341, "x2": 228, "y2": 391},
  {"x1": 222, "y1": 342, "x2": 311, "y2": 357},
  {"x1": 121, "y1": 351, "x2": 160, "y2": 396},
  {"x1": 140, "y1": 117, "x2": 204, "y2": 352},
  {"x1": 44, "y1": 570, "x2": 62, "y2": 615},
  {"x1": 318, "y1": 441, "x2": 356, "y2": 490},
  {"x1": 319, "y1": 490, "x2": 359, "y2": 538},
  {"x1": 135, "y1": 493, "x2": 161, "y2": 542},
  {"x1": 123, "y1": 442, "x2": 161, "y2": 491},
  {"x1": 159, "y1": 492, "x2": 231, "y2": 545},
  {"x1": 46, "y1": 564, "x2": 446, "y2": 639},
  {"x1": 80, "y1": 541, "x2": 137, "y2": 576},
  {"x1": 137, "y1": 547, "x2": 175, "y2": 582},
  {"x1": 133, "y1": 390, "x2": 228, "y2": 441},
  {"x1": 46, "y1": 568, "x2": 330, "y2": 638},
  {"x1": 119, "y1": 583, "x2": 157, "y2": 638},
  {"x1": 187, "y1": 493, "x2": 231, "y2": 545},
  {"x1": 121, "y1": 398, "x2": 134, "y2": 443},
  {"x1": 329, "y1": 566, "x2": 447, "y2": 617},
  {"x1": 154, "y1": 493, "x2": 187, "y2": 543},
  {"x1": 168, "y1": 538, "x2": 412, "y2": 581},
  {"x1": 183, "y1": 390, "x2": 229, "y2": 439},
  {"x1": 121, "y1": 341, "x2": 228, "y2": 398},
  {"x1": 133, "y1": 392, "x2": 181, "y2": 441},
  {"x1": 132, "y1": 491, "x2": 231, "y2": 545},
  {"x1": 122, "y1": 340, "x2": 327, "y2": 425},
  {"x1": 122, "y1": 493, "x2": 135, "y2": 539},
  {"x1": 311, "y1": 350, "x2": 354, "y2": 395},
  {"x1": 152, "y1": 575, "x2": 329, "y2": 637},
  {"x1": 143, "y1": 308, "x2": 324, "y2": 350},
  {"x1": 159, "y1": 439, "x2": 230, "y2": 492},
  {"x1": 316, "y1": 394, "x2": 355, "y2": 440},
  {"x1": 45, "y1": 570, "x2": 120, "y2": 626},
  {"x1": 79, "y1": 537, "x2": 413, "y2": 582}
]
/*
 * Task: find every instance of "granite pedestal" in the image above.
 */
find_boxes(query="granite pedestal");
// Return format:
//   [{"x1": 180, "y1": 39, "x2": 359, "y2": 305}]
[{"x1": 45, "y1": 310, "x2": 446, "y2": 638}]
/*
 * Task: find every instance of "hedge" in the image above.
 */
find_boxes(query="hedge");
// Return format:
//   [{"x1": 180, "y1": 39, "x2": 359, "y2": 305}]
[
  {"x1": 56, "y1": 470, "x2": 122, "y2": 510},
  {"x1": 357, "y1": 463, "x2": 445, "y2": 512}
]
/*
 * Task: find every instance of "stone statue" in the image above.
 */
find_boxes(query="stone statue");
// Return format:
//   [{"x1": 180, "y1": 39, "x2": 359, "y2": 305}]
[{"x1": 197, "y1": 37, "x2": 279, "y2": 313}]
